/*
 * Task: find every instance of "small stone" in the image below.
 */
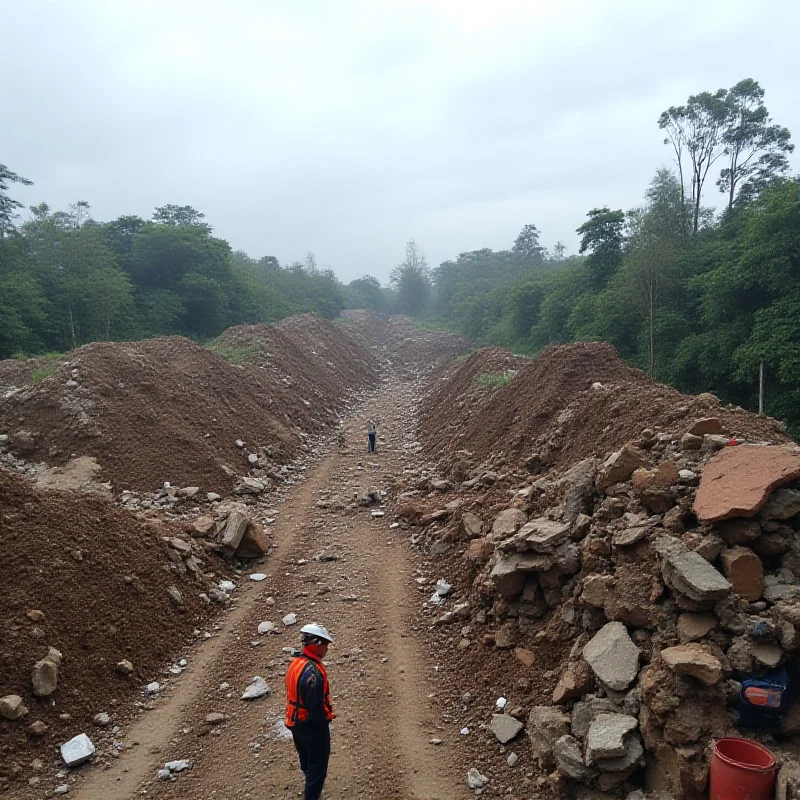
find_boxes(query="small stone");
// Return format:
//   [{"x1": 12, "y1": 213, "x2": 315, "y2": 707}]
[
  {"x1": 0, "y1": 695, "x2": 29, "y2": 720},
  {"x1": 32, "y1": 653, "x2": 59, "y2": 697},
  {"x1": 507, "y1": 752, "x2": 518, "y2": 767},
  {"x1": 752, "y1": 641, "x2": 783, "y2": 669},
  {"x1": 204, "y1": 713, "x2": 225, "y2": 725},
  {"x1": 681, "y1": 433, "x2": 703, "y2": 451},
  {"x1": 249, "y1": 573, "x2": 267, "y2": 582},
  {"x1": 60, "y1": 733, "x2": 96, "y2": 767},
  {"x1": 688, "y1": 418, "x2": 723, "y2": 436},
  {"x1": 145, "y1": 681, "x2": 161, "y2": 694},
  {"x1": 515, "y1": 647, "x2": 535, "y2": 668},
  {"x1": 54, "y1": 785, "x2": 69, "y2": 795},
  {"x1": 26, "y1": 609, "x2": 44, "y2": 622},
  {"x1": 207, "y1": 492, "x2": 221, "y2": 502},
  {"x1": 28, "y1": 720, "x2": 48, "y2": 736},
  {"x1": 282, "y1": 613, "x2": 298, "y2": 626},
  {"x1": 164, "y1": 759, "x2": 191, "y2": 772},
  {"x1": 257, "y1": 621, "x2": 276, "y2": 635},
  {"x1": 93, "y1": 712, "x2": 110, "y2": 727},
  {"x1": 158, "y1": 769, "x2": 172, "y2": 781},
  {"x1": 554, "y1": 734, "x2": 598, "y2": 782},
  {"x1": 491, "y1": 713, "x2": 524, "y2": 744},
  {"x1": 466, "y1": 768, "x2": 488, "y2": 789},
  {"x1": 166, "y1": 586, "x2": 183, "y2": 606},
  {"x1": 241, "y1": 676, "x2": 270, "y2": 700},
  {"x1": 116, "y1": 660, "x2": 134, "y2": 675}
]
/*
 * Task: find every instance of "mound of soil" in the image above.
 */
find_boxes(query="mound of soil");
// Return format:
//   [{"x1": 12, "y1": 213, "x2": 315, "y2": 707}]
[
  {"x1": 275, "y1": 314, "x2": 379, "y2": 397},
  {"x1": 420, "y1": 342, "x2": 787, "y2": 472},
  {"x1": 0, "y1": 316, "x2": 378, "y2": 493},
  {"x1": 0, "y1": 471, "x2": 219, "y2": 777}
]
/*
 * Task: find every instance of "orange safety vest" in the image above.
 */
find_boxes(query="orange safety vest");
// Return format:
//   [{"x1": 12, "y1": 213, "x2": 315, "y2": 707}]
[{"x1": 285, "y1": 655, "x2": 334, "y2": 727}]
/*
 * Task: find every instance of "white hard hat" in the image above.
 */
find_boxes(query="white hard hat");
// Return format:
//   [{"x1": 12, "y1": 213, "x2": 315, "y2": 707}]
[{"x1": 300, "y1": 623, "x2": 334, "y2": 643}]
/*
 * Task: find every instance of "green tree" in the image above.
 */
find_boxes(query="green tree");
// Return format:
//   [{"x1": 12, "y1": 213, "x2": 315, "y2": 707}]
[
  {"x1": 576, "y1": 207, "x2": 625, "y2": 289},
  {"x1": 391, "y1": 239, "x2": 430, "y2": 317},
  {"x1": 152, "y1": 204, "x2": 210, "y2": 231},
  {"x1": 347, "y1": 276, "x2": 388, "y2": 313},
  {"x1": 659, "y1": 89, "x2": 729, "y2": 232},
  {"x1": 512, "y1": 224, "x2": 544, "y2": 262},
  {"x1": 717, "y1": 79, "x2": 794, "y2": 209},
  {"x1": 0, "y1": 164, "x2": 33, "y2": 234}
]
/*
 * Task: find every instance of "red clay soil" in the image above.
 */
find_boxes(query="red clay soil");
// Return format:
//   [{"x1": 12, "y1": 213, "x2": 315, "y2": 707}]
[
  {"x1": 420, "y1": 342, "x2": 788, "y2": 473},
  {"x1": 0, "y1": 316, "x2": 378, "y2": 493},
  {"x1": 0, "y1": 471, "x2": 220, "y2": 782}
]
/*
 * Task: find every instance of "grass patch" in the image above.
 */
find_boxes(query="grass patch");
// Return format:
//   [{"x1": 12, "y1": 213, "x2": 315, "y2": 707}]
[
  {"x1": 207, "y1": 340, "x2": 264, "y2": 365},
  {"x1": 32, "y1": 364, "x2": 59, "y2": 384},
  {"x1": 475, "y1": 371, "x2": 514, "y2": 390}
]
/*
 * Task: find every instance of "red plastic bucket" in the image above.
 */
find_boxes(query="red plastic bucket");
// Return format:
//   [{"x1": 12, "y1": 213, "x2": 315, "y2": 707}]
[{"x1": 709, "y1": 737, "x2": 777, "y2": 800}]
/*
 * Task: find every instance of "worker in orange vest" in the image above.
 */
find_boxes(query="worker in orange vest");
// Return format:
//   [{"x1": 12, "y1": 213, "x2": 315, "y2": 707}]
[{"x1": 285, "y1": 623, "x2": 336, "y2": 800}]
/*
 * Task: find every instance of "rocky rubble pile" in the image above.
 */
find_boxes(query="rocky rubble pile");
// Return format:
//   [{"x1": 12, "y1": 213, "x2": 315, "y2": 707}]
[
  {"x1": 339, "y1": 310, "x2": 470, "y2": 369},
  {"x1": 0, "y1": 471, "x2": 235, "y2": 783},
  {"x1": 410, "y1": 408, "x2": 800, "y2": 797}
]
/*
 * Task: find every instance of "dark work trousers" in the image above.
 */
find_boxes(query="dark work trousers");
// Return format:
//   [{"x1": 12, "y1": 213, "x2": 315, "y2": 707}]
[
  {"x1": 368, "y1": 432, "x2": 376, "y2": 452},
  {"x1": 290, "y1": 722, "x2": 331, "y2": 800}
]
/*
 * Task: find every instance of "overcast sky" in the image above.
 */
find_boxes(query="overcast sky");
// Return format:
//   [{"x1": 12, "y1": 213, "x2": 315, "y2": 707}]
[{"x1": 3, "y1": 0, "x2": 799, "y2": 282}]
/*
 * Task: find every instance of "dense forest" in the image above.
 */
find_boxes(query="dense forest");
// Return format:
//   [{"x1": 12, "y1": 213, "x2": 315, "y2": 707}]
[{"x1": 1, "y1": 78, "x2": 799, "y2": 430}]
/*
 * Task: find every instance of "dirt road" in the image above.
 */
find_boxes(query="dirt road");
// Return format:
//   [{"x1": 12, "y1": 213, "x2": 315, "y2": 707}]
[{"x1": 70, "y1": 377, "x2": 470, "y2": 800}]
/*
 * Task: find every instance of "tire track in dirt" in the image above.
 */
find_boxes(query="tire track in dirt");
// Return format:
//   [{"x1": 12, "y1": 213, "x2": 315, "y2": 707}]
[{"x1": 69, "y1": 377, "x2": 467, "y2": 800}]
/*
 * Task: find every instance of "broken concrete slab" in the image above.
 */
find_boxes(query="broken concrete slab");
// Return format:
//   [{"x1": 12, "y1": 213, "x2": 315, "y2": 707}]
[
  {"x1": 219, "y1": 510, "x2": 250, "y2": 553},
  {"x1": 677, "y1": 612, "x2": 718, "y2": 642},
  {"x1": 527, "y1": 706, "x2": 571, "y2": 770},
  {"x1": 586, "y1": 713, "x2": 638, "y2": 764},
  {"x1": 656, "y1": 537, "x2": 731, "y2": 605},
  {"x1": 491, "y1": 508, "x2": 527, "y2": 539},
  {"x1": 553, "y1": 660, "x2": 593, "y2": 704},
  {"x1": 515, "y1": 518, "x2": 571, "y2": 553},
  {"x1": 694, "y1": 445, "x2": 800, "y2": 523},
  {"x1": 583, "y1": 622, "x2": 640, "y2": 692}
]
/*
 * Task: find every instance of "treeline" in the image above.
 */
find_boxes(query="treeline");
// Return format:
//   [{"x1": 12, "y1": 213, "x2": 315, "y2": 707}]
[
  {"x1": 0, "y1": 192, "x2": 391, "y2": 358},
  {"x1": 392, "y1": 79, "x2": 800, "y2": 431}
]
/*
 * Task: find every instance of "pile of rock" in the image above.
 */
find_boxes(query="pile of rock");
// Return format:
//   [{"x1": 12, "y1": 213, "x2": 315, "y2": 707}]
[
  {"x1": 416, "y1": 418, "x2": 800, "y2": 798},
  {"x1": 181, "y1": 503, "x2": 270, "y2": 561}
]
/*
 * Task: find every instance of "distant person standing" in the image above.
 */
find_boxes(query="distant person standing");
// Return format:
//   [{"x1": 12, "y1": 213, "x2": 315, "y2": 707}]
[{"x1": 366, "y1": 418, "x2": 377, "y2": 453}]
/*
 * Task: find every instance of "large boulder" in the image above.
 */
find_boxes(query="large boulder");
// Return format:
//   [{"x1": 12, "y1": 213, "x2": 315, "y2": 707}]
[
  {"x1": 694, "y1": 445, "x2": 800, "y2": 523},
  {"x1": 583, "y1": 622, "x2": 640, "y2": 691}
]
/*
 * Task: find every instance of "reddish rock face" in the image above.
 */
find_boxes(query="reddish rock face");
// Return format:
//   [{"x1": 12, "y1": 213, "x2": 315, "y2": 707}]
[{"x1": 694, "y1": 445, "x2": 800, "y2": 523}]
